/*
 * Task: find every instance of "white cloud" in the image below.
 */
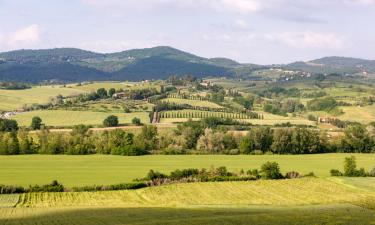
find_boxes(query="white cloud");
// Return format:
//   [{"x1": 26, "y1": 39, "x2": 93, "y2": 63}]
[
  {"x1": 270, "y1": 31, "x2": 344, "y2": 49},
  {"x1": 234, "y1": 19, "x2": 249, "y2": 29},
  {"x1": 81, "y1": 0, "x2": 262, "y2": 14},
  {"x1": 7, "y1": 24, "x2": 41, "y2": 46}
]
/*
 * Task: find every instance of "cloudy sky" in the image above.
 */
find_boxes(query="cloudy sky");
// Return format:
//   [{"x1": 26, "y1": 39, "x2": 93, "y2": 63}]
[{"x1": 0, "y1": 0, "x2": 374, "y2": 64}]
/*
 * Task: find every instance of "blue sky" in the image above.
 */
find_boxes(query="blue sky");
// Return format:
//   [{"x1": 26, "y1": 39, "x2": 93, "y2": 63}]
[{"x1": 0, "y1": 0, "x2": 374, "y2": 64}]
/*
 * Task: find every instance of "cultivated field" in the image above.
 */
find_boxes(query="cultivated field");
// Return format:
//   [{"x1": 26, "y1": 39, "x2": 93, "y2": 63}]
[
  {"x1": 12, "y1": 110, "x2": 149, "y2": 126},
  {"x1": 163, "y1": 98, "x2": 223, "y2": 108},
  {"x1": 0, "y1": 154, "x2": 374, "y2": 187},
  {"x1": 0, "y1": 86, "x2": 84, "y2": 111},
  {"x1": 1, "y1": 178, "x2": 375, "y2": 224}
]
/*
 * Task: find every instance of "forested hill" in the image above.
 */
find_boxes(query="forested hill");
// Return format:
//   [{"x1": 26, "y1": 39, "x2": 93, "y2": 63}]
[
  {"x1": 0, "y1": 46, "x2": 240, "y2": 83},
  {"x1": 284, "y1": 56, "x2": 375, "y2": 75},
  {"x1": 0, "y1": 46, "x2": 374, "y2": 83}
]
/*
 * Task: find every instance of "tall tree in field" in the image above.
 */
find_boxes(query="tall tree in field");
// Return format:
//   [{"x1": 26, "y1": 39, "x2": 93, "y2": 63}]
[
  {"x1": 31, "y1": 116, "x2": 43, "y2": 130},
  {"x1": 103, "y1": 115, "x2": 119, "y2": 127}
]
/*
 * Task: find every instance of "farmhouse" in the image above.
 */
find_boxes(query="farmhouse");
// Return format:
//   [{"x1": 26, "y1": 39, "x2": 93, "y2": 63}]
[{"x1": 113, "y1": 92, "x2": 127, "y2": 99}]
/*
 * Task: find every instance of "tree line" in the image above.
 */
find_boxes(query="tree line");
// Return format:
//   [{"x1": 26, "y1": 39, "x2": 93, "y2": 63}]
[{"x1": 1, "y1": 117, "x2": 375, "y2": 155}]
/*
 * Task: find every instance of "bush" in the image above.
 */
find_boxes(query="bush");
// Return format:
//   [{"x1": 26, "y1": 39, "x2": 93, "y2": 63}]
[
  {"x1": 330, "y1": 169, "x2": 343, "y2": 176},
  {"x1": 260, "y1": 162, "x2": 283, "y2": 179},
  {"x1": 0, "y1": 118, "x2": 18, "y2": 132},
  {"x1": 285, "y1": 171, "x2": 301, "y2": 179},
  {"x1": 103, "y1": 115, "x2": 119, "y2": 127},
  {"x1": 369, "y1": 167, "x2": 375, "y2": 177},
  {"x1": 0, "y1": 184, "x2": 25, "y2": 194},
  {"x1": 132, "y1": 117, "x2": 142, "y2": 125},
  {"x1": 28, "y1": 180, "x2": 64, "y2": 192},
  {"x1": 31, "y1": 116, "x2": 43, "y2": 130}
]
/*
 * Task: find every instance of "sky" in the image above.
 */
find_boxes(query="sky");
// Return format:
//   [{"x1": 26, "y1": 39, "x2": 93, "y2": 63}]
[{"x1": 0, "y1": 0, "x2": 375, "y2": 64}]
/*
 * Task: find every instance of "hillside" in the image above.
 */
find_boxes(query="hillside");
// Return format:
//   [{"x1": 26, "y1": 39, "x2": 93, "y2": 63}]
[
  {"x1": 0, "y1": 47, "x2": 238, "y2": 83},
  {"x1": 1, "y1": 47, "x2": 375, "y2": 83},
  {"x1": 284, "y1": 56, "x2": 375, "y2": 75}
]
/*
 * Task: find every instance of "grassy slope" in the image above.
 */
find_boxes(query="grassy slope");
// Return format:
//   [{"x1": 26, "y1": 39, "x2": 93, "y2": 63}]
[
  {"x1": 1, "y1": 178, "x2": 375, "y2": 224},
  {"x1": 0, "y1": 86, "x2": 84, "y2": 111},
  {"x1": 12, "y1": 110, "x2": 150, "y2": 126},
  {"x1": 0, "y1": 154, "x2": 374, "y2": 187},
  {"x1": 163, "y1": 98, "x2": 223, "y2": 108}
]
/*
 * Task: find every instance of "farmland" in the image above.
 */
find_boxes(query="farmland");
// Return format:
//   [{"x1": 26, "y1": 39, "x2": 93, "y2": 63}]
[
  {"x1": 0, "y1": 86, "x2": 84, "y2": 111},
  {"x1": 1, "y1": 178, "x2": 375, "y2": 224},
  {"x1": 0, "y1": 154, "x2": 374, "y2": 187},
  {"x1": 12, "y1": 110, "x2": 150, "y2": 126}
]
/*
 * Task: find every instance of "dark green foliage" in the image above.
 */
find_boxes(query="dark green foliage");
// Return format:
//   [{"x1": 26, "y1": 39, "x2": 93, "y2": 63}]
[
  {"x1": 28, "y1": 180, "x2": 64, "y2": 192},
  {"x1": 0, "y1": 185, "x2": 25, "y2": 194},
  {"x1": 97, "y1": 88, "x2": 108, "y2": 98},
  {"x1": 260, "y1": 162, "x2": 283, "y2": 179},
  {"x1": 341, "y1": 125, "x2": 373, "y2": 153},
  {"x1": 132, "y1": 117, "x2": 142, "y2": 125},
  {"x1": 307, "y1": 97, "x2": 337, "y2": 111},
  {"x1": 103, "y1": 115, "x2": 119, "y2": 127},
  {"x1": 330, "y1": 156, "x2": 368, "y2": 177},
  {"x1": 147, "y1": 170, "x2": 168, "y2": 180},
  {"x1": 0, "y1": 118, "x2": 18, "y2": 132},
  {"x1": 31, "y1": 116, "x2": 42, "y2": 130},
  {"x1": 108, "y1": 88, "x2": 116, "y2": 97}
]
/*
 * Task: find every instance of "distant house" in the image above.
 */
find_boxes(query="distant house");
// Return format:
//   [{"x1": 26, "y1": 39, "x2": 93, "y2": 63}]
[
  {"x1": 318, "y1": 117, "x2": 335, "y2": 123},
  {"x1": 200, "y1": 81, "x2": 213, "y2": 87},
  {"x1": 113, "y1": 92, "x2": 126, "y2": 99}
]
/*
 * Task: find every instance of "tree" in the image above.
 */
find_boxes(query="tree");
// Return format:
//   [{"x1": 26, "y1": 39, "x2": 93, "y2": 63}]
[
  {"x1": 31, "y1": 116, "x2": 43, "y2": 130},
  {"x1": 344, "y1": 156, "x2": 357, "y2": 176},
  {"x1": 271, "y1": 128, "x2": 293, "y2": 154},
  {"x1": 260, "y1": 161, "x2": 283, "y2": 179},
  {"x1": 0, "y1": 118, "x2": 18, "y2": 132},
  {"x1": 134, "y1": 125, "x2": 158, "y2": 151},
  {"x1": 250, "y1": 127, "x2": 273, "y2": 152},
  {"x1": 132, "y1": 117, "x2": 142, "y2": 125},
  {"x1": 341, "y1": 125, "x2": 373, "y2": 153},
  {"x1": 108, "y1": 88, "x2": 116, "y2": 97},
  {"x1": 97, "y1": 88, "x2": 108, "y2": 98},
  {"x1": 291, "y1": 128, "x2": 321, "y2": 154},
  {"x1": 103, "y1": 115, "x2": 119, "y2": 127},
  {"x1": 239, "y1": 136, "x2": 254, "y2": 154}
]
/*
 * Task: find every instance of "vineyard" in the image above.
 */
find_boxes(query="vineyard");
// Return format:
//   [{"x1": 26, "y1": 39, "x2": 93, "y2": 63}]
[{"x1": 159, "y1": 110, "x2": 260, "y2": 120}]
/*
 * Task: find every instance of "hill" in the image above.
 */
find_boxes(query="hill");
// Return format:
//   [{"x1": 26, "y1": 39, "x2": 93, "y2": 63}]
[
  {"x1": 0, "y1": 46, "x2": 238, "y2": 83},
  {"x1": 284, "y1": 56, "x2": 375, "y2": 75}
]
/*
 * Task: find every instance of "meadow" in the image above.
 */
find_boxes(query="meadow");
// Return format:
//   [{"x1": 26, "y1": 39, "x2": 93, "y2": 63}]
[
  {"x1": 1, "y1": 178, "x2": 375, "y2": 224},
  {"x1": 12, "y1": 110, "x2": 150, "y2": 126},
  {"x1": 0, "y1": 154, "x2": 374, "y2": 187},
  {"x1": 0, "y1": 86, "x2": 84, "y2": 111}
]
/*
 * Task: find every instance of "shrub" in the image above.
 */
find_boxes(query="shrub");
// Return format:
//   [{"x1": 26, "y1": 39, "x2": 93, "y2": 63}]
[
  {"x1": 330, "y1": 169, "x2": 343, "y2": 176},
  {"x1": 344, "y1": 156, "x2": 358, "y2": 176},
  {"x1": 28, "y1": 180, "x2": 64, "y2": 192},
  {"x1": 369, "y1": 167, "x2": 375, "y2": 177},
  {"x1": 0, "y1": 184, "x2": 25, "y2": 194},
  {"x1": 260, "y1": 162, "x2": 283, "y2": 179},
  {"x1": 146, "y1": 170, "x2": 167, "y2": 180},
  {"x1": 285, "y1": 171, "x2": 301, "y2": 179},
  {"x1": 103, "y1": 115, "x2": 119, "y2": 127},
  {"x1": 132, "y1": 117, "x2": 142, "y2": 125},
  {"x1": 31, "y1": 116, "x2": 43, "y2": 130}
]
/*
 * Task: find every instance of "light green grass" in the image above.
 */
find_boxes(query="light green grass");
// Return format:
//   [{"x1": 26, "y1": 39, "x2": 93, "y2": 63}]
[
  {"x1": 0, "y1": 86, "x2": 84, "y2": 111},
  {"x1": 163, "y1": 98, "x2": 223, "y2": 108},
  {"x1": 337, "y1": 105, "x2": 375, "y2": 124},
  {"x1": 0, "y1": 154, "x2": 374, "y2": 187},
  {"x1": 1, "y1": 204, "x2": 374, "y2": 225},
  {"x1": 14, "y1": 179, "x2": 371, "y2": 208},
  {"x1": 12, "y1": 110, "x2": 149, "y2": 126}
]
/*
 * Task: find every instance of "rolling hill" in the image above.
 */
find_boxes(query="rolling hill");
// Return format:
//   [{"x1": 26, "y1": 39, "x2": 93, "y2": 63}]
[
  {"x1": 0, "y1": 46, "x2": 238, "y2": 83},
  {"x1": 1, "y1": 46, "x2": 374, "y2": 83}
]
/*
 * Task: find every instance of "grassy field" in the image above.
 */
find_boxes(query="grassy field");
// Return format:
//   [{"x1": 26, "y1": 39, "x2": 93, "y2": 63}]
[
  {"x1": 163, "y1": 98, "x2": 223, "y2": 108},
  {"x1": 12, "y1": 110, "x2": 150, "y2": 126},
  {"x1": 0, "y1": 86, "x2": 84, "y2": 111},
  {"x1": 0, "y1": 154, "x2": 374, "y2": 187},
  {"x1": 1, "y1": 178, "x2": 375, "y2": 224}
]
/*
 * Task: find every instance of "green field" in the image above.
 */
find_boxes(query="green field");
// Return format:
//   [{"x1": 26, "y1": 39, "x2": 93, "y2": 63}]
[
  {"x1": 163, "y1": 98, "x2": 223, "y2": 108},
  {"x1": 0, "y1": 154, "x2": 374, "y2": 187},
  {"x1": 12, "y1": 110, "x2": 149, "y2": 126},
  {"x1": 0, "y1": 86, "x2": 84, "y2": 111},
  {"x1": 1, "y1": 178, "x2": 375, "y2": 224}
]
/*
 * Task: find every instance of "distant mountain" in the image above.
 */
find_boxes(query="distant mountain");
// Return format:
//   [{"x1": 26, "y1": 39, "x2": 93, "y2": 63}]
[
  {"x1": 284, "y1": 56, "x2": 375, "y2": 75},
  {"x1": 0, "y1": 46, "x2": 241, "y2": 83},
  {"x1": 1, "y1": 47, "x2": 374, "y2": 83}
]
